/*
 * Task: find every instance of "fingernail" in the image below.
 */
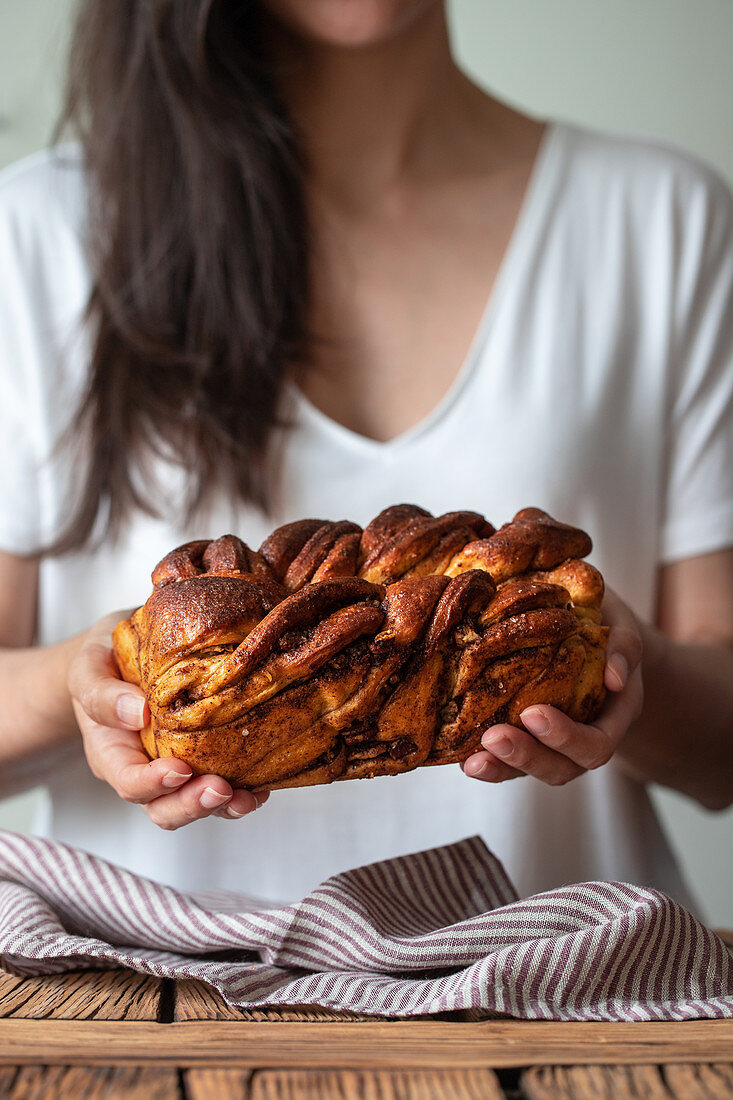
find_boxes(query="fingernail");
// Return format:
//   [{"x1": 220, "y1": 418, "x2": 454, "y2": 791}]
[
  {"x1": 521, "y1": 708, "x2": 550, "y2": 736},
  {"x1": 200, "y1": 787, "x2": 231, "y2": 810},
  {"x1": 221, "y1": 805, "x2": 247, "y2": 819},
  {"x1": 483, "y1": 735, "x2": 513, "y2": 759},
  {"x1": 116, "y1": 693, "x2": 145, "y2": 728},
  {"x1": 161, "y1": 769, "x2": 192, "y2": 789},
  {"x1": 467, "y1": 758, "x2": 499, "y2": 780},
  {"x1": 607, "y1": 654, "x2": 628, "y2": 690},
  {"x1": 253, "y1": 791, "x2": 269, "y2": 809}
]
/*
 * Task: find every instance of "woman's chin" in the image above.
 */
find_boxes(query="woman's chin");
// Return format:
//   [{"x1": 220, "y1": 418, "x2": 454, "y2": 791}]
[{"x1": 261, "y1": 0, "x2": 440, "y2": 49}]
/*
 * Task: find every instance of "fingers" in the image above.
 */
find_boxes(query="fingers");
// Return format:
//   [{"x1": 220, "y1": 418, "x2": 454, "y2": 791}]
[
  {"x1": 214, "y1": 789, "x2": 270, "y2": 821},
  {"x1": 510, "y1": 661, "x2": 643, "y2": 773},
  {"x1": 464, "y1": 717, "x2": 602, "y2": 786},
  {"x1": 144, "y1": 779, "x2": 269, "y2": 831},
  {"x1": 462, "y1": 750, "x2": 524, "y2": 784},
  {"x1": 605, "y1": 625, "x2": 643, "y2": 693},
  {"x1": 70, "y1": 611, "x2": 271, "y2": 829},
  {"x1": 77, "y1": 719, "x2": 192, "y2": 802},
  {"x1": 476, "y1": 723, "x2": 586, "y2": 785},
  {"x1": 466, "y1": 657, "x2": 644, "y2": 787},
  {"x1": 518, "y1": 708, "x2": 616, "y2": 772},
  {"x1": 589, "y1": 661, "x2": 645, "y2": 746},
  {"x1": 69, "y1": 637, "x2": 148, "y2": 731},
  {"x1": 79, "y1": 717, "x2": 270, "y2": 828},
  {"x1": 464, "y1": 588, "x2": 645, "y2": 789},
  {"x1": 600, "y1": 589, "x2": 644, "y2": 693}
]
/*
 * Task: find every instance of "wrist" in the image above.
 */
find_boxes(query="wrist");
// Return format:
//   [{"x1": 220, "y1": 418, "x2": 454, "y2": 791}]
[{"x1": 0, "y1": 633, "x2": 87, "y2": 771}]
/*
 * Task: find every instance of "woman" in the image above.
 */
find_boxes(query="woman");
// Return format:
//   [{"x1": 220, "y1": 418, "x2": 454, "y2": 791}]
[{"x1": 0, "y1": 0, "x2": 731, "y2": 903}]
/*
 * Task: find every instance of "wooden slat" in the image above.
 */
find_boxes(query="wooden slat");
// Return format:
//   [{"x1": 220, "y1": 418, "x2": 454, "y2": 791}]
[
  {"x1": 0, "y1": 1068, "x2": 18, "y2": 1092},
  {"x1": 0, "y1": 968, "x2": 162, "y2": 1020},
  {"x1": 173, "y1": 979, "x2": 245, "y2": 1021},
  {"x1": 521, "y1": 1063, "x2": 733, "y2": 1100},
  {"x1": 173, "y1": 979, "x2": 452, "y2": 1022},
  {"x1": 174, "y1": 979, "x2": 378, "y2": 1022},
  {"x1": 249, "y1": 1068, "x2": 505, "y2": 1099},
  {"x1": 185, "y1": 1069, "x2": 252, "y2": 1100},
  {"x1": 0, "y1": 1066, "x2": 180, "y2": 1098},
  {"x1": 663, "y1": 1063, "x2": 733, "y2": 1100},
  {"x1": 259, "y1": 1069, "x2": 506, "y2": 1099},
  {"x1": 185, "y1": 1071, "x2": 505, "y2": 1100},
  {"x1": 522, "y1": 1065, "x2": 674, "y2": 1098},
  {"x1": 0, "y1": 1018, "x2": 731, "y2": 1068}
]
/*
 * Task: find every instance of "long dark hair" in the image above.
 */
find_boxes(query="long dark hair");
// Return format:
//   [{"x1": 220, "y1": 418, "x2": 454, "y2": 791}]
[{"x1": 53, "y1": 0, "x2": 309, "y2": 553}]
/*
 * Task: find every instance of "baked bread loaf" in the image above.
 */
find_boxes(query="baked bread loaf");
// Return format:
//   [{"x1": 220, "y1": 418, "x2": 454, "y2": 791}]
[{"x1": 113, "y1": 506, "x2": 609, "y2": 791}]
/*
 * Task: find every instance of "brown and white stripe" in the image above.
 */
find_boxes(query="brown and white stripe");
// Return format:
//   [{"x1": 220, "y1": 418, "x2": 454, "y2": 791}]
[{"x1": 0, "y1": 831, "x2": 730, "y2": 1020}]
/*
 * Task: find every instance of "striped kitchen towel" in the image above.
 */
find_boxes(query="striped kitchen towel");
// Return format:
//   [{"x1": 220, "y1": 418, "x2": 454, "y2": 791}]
[{"x1": 0, "y1": 830, "x2": 730, "y2": 1020}]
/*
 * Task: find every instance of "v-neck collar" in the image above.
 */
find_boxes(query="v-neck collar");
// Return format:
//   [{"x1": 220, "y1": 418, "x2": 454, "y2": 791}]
[{"x1": 287, "y1": 121, "x2": 563, "y2": 454}]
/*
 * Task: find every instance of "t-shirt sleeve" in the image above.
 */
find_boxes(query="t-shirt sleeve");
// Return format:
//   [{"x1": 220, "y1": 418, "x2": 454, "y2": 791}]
[
  {"x1": 0, "y1": 181, "x2": 44, "y2": 555},
  {"x1": 659, "y1": 165, "x2": 733, "y2": 563}
]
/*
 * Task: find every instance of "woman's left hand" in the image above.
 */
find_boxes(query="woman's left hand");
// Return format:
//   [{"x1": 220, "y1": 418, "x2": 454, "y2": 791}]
[{"x1": 462, "y1": 587, "x2": 644, "y2": 787}]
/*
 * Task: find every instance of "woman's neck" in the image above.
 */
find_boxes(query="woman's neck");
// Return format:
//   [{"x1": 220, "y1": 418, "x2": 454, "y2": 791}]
[{"x1": 262, "y1": 3, "x2": 492, "y2": 206}]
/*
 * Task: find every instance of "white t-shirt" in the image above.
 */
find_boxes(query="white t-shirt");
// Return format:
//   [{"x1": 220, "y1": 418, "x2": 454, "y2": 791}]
[{"x1": 1, "y1": 123, "x2": 732, "y2": 907}]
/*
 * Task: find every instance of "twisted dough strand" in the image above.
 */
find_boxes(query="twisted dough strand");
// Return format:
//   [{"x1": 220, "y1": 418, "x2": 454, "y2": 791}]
[{"x1": 113, "y1": 506, "x2": 609, "y2": 790}]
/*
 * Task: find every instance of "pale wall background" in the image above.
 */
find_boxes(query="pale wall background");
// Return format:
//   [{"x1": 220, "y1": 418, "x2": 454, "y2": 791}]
[{"x1": 0, "y1": 0, "x2": 732, "y2": 922}]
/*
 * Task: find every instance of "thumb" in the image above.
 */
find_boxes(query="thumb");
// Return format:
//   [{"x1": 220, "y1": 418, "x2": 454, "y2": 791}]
[{"x1": 69, "y1": 635, "x2": 148, "y2": 731}]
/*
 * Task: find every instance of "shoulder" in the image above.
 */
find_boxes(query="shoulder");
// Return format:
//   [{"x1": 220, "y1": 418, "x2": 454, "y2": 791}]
[
  {"x1": 552, "y1": 123, "x2": 733, "y2": 326},
  {"x1": 0, "y1": 144, "x2": 88, "y2": 266},
  {"x1": 559, "y1": 123, "x2": 730, "y2": 199},
  {"x1": 0, "y1": 145, "x2": 91, "y2": 398},
  {"x1": 0, "y1": 143, "x2": 86, "y2": 215},
  {"x1": 557, "y1": 123, "x2": 733, "y2": 245}
]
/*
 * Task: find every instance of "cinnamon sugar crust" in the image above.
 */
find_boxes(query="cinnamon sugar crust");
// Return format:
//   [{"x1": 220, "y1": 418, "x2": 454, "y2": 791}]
[{"x1": 113, "y1": 506, "x2": 609, "y2": 790}]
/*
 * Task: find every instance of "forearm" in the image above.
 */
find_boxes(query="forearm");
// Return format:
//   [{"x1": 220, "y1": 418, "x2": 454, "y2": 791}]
[
  {"x1": 0, "y1": 635, "x2": 84, "y2": 769},
  {"x1": 616, "y1": 626, "x2": 733, "y2": 810}
]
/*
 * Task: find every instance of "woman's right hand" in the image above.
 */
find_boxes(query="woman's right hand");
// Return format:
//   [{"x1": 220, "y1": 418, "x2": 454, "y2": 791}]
[{"x1": 67, "y1": 612, "x2": 269, "y2": 829}]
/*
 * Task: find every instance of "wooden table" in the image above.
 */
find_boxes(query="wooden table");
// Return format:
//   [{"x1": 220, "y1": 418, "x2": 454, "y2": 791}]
[{"x1": 0, "y1": 964, "x2": 731, "y2": 1098}]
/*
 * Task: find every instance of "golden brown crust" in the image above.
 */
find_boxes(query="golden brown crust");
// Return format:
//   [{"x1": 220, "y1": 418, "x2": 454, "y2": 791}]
[
  {"x1": 358, "y1": 506, "x2": 493, "y2": 584},
  {"x1": 113, "y1": 505, "x2": 609, "y2": 790}
]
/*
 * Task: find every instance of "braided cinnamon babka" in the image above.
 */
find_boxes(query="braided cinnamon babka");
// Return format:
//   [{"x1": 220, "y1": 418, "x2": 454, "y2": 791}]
[{"x1": 113, "y1": 506, "x2": 609, "y2": 791}]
